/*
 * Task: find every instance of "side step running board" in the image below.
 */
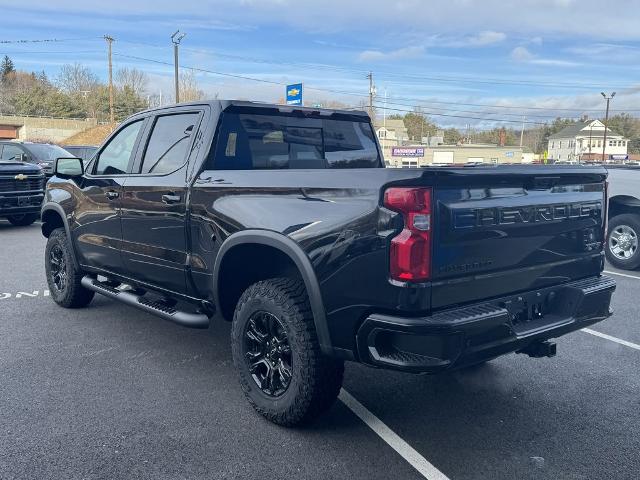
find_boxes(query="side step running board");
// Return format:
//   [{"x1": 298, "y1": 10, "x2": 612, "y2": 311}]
[{"x1": 81, "y1": 276, "x2": 210, "y2": 329}]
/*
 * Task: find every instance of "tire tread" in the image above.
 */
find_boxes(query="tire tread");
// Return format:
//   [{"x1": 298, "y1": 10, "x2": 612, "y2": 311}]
[{"x1": 231, "y1": 277, "x2": 344, "y2": 426}]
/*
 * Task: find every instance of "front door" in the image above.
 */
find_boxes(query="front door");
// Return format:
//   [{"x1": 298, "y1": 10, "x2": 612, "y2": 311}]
[
  {"x1": 72, "y1": 119, "x2": 145, "y2": 274},
  {"x1": 120, "y1": 111, "x2": 202, "y2": 294}
]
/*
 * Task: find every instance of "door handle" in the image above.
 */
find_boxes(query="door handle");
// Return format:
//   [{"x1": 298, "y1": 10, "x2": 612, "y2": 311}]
[
  {"x1": 105, "y1": 190, "x2": 119, "y2": 200},
  {"x1": 162, "y1": 193, "x2": 181, "y2": 204}
]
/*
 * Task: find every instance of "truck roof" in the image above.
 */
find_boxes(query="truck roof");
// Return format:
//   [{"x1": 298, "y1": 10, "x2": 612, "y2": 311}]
[{"x1": 133, "y1": 99, "x2": 370, "y2": 120}]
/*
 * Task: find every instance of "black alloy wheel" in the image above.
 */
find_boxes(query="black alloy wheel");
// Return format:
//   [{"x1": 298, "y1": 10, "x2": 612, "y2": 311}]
[
  {"x1": 49, "y1": 244, "x2": 67, "y2": 293},
  {"x1": 45, "y1": 228, "x2": 94, "y2": 308},
  {"x1": 243, "y1": 311, "x2": 293, "y2": 397}
]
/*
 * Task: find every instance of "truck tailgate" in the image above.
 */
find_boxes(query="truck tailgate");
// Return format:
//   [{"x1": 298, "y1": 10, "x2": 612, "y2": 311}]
[{"x1": 430, "y1": 169, "x2": 606, "y2": 309}]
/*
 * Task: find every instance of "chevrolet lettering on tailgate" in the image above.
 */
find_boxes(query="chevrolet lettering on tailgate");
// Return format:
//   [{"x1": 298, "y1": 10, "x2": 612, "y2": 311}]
[{"x1": 452, "y1": 202, "x2": 602, "y2": 229}]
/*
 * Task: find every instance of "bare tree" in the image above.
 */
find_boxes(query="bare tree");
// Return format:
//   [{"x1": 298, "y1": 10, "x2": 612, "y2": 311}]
[
  {"x1": 56, "y1": 63, "x2": 98, "y2": 94},
  {"x1": 115, "y1": 67, "x2": 148, "y2": 96},
  {"x1": 179, "y1": 70, "x2": 205, "y2": 102}
]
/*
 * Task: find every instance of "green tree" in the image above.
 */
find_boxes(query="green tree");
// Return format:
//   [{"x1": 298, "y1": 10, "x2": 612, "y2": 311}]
[
  {"x1": 114, "y1": 85, "x2": 148, "y2": 121},
  {"x1": 1, "y1": 55, "x2": 15, "y2": 81},
  {"x1": 444, "y1": 127, "x2": 463, "y2": 144}
]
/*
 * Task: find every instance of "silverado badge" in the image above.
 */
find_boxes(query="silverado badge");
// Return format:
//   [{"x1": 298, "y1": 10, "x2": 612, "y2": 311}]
[{"x1": 14, "y1": 174, "x2": 27, "y2": 180}]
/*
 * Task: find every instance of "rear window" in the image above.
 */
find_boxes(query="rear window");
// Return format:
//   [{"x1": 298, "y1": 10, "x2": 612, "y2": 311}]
[{"x1": 211, "y1": 111, "x2": 380, "y2": 169}]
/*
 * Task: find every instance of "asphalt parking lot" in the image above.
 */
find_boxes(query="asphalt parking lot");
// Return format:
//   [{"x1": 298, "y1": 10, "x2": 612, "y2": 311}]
[{"x1": 1, "y1": 220, "x2": 639, "y2": 480}]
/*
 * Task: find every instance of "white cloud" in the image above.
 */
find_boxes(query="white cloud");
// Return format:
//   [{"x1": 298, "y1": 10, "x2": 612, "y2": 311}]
[
  {"x1": 467, "y1": 31, "x2": 506, "y2": 46},
  {"x1": 511, "y1": 46, "x2": 578, "y2": 67},
  {"x1": 511, "y1": 46, "x2": 535, "y2": 62},
  {"x1": 358, "y1": 46, "x2": 425, "y2": 62}
]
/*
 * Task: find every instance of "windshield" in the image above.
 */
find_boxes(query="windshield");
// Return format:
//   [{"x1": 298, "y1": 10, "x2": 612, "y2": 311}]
[{"x1": 25, "y1": 144, "x2": 71, "y2": 161}]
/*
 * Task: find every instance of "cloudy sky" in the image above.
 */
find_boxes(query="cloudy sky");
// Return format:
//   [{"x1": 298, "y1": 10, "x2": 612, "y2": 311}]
[{"x1": 2, "y1": 0, "x2": 640, "y2": 127}]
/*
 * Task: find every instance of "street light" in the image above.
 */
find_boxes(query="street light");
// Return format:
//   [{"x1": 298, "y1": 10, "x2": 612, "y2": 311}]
[
  {"x1": 601, "y1": 92, "x2": 616, "y2": 163},
  {"x1": 171, "y1": 30, "x2": 186, "y2": 103}
]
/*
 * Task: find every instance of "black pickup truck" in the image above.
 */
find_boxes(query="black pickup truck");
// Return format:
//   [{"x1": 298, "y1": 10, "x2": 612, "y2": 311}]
[
  {"x1": 1, "y1": 159, "x2": 45, "y2": 226},
  {"x1": 41, "y1": 101, "x2": 615, "y2": 426}
]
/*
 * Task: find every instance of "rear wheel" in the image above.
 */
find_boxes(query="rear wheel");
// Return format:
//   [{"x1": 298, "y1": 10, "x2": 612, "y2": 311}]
[
  {"x1": 7, "y1": 213, "x2": 38, "y2": 226},
  {"x1": 231, "y1": 277, "x2": 344, "y2": 426},
  {"x1": 606, "y1": 214, "x2": 640, "y2": 270},
  {"x1": 45, "y1": 228, "x2": 95, "y2": 308}
]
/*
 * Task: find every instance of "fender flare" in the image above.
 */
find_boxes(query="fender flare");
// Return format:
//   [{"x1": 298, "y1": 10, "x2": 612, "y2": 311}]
[
  {"x1": 41, "y1": 203, "x2": 80, "y2": 268},
  {"x1": 213, "y1": 230, "x2": 332, "y2": 355}
]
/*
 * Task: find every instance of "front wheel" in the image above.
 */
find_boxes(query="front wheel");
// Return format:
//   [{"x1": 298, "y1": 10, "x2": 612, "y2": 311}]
[
  {"x1": 45, "y1": 228, "x2": 95, "y2": 308},
  {"x1": 606, "y1": 214, "x2": 640, "y2": 270},
  {"x1": 7, "y1": 213, "x2": 38, "y2": 226},
  {"x1": 231, "y1": 278, "x2": 344, "y2": 426}
]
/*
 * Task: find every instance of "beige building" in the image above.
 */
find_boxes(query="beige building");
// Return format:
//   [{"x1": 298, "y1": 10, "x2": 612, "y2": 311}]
[
  {"x1": 374, "y1": 119, "x2": 409, "y2": 150},
  {"x1": 383, "y1": 143, "x2": 524, "y2": 167}
]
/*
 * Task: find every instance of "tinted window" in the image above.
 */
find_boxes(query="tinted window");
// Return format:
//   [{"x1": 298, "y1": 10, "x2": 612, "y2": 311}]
[
  {"x1": 24, "y1": 144, "x2": 70, "y2": 161},
  {"x1": 1, "y1": 144, "x2": 23, "y2": 161},
  {"x1": 94, "y1": 120, "x2": 143, "y2": 175},
  {"x1": 212, "y1": 112, "x2": 380, "y2": 170},
  {"x1": 139, "y1": 113, "x2": 199, "y2": 174}
]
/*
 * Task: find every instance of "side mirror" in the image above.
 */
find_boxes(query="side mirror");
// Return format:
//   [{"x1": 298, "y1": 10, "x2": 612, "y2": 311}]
[{"x1": 55, "y1": 157, "x2": 84, "y2": 178}]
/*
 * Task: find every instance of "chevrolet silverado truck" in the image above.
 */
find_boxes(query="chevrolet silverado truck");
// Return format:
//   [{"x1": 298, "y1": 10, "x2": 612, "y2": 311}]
[
  {"x1": 604, "y1": 166, "x2": 640, "y2": 269},
  {"x1": 41, "y1": 101, "x2": 616, "y2": 426},
  {"x1": 1, "y1": 159, "x2": 45, "y2": 226}
]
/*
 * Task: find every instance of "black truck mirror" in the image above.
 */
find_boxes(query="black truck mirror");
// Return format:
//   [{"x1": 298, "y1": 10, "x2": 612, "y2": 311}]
[{"x1": 55, "y1": 157, "x2": 84, "y2": 178}]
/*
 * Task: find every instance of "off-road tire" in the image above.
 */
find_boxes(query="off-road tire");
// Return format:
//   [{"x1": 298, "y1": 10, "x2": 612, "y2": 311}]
[
  {"x1": 231, "y1": 277, "x2": 344, "y2": 426},
  {"x1": 606, "y1": 214, "x2": 640, "y2": 270},
  {"x1": 7, "y1": 213, "x2": 38, "y2": 226},
  {"x1": 45, "y1": 228, "x2": 95, "y2": 308}
]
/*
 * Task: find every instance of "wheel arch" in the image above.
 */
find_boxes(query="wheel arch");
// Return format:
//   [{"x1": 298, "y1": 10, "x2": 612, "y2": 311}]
[
  {"x1": 41, "y1": 203, "x2": 79, "y2": 268},
  {"x1": 214, "y1": 230, "x2": 332, "y2": 355},
  {"x1": 609, "y1": 195, "x2": 640, "y2": 219}
]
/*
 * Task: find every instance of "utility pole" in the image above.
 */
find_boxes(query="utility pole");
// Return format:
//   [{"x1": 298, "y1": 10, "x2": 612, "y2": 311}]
[
  {"x1": 367, "y1": 71, "x2": 376, "y2": 120},
  {"x1": 171, "y1": 31, "x2": 186, "y2": 103},
  {"x1": 520, "y1": 116, "x2": 525, "y2": 148},
  {"x1": 601, "y1": 92, "x2": 616, "y2": 162},
  {"x1": 104, "y1": 35, "x2": 114, "y2": 124}
]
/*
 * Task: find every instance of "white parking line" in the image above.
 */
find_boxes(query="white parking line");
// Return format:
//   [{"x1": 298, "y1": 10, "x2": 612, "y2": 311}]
[
  {"x1": 582, "y1": 328, "x2": 640, "y2": 351},
  {"x1": 339, "y1": 388, "x2": 450, "y2": 480},
  {"x1": 604, "y1": 270, "x2": 640, "y2": 280}
]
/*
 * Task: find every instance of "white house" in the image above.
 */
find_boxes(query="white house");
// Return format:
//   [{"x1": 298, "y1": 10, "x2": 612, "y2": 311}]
[
  {"x1": 548, "y1": 120, "x2": 628, "y2": 162},
  {"x1": 374, "y1": 119, "x2": 409, "y2": 149}
]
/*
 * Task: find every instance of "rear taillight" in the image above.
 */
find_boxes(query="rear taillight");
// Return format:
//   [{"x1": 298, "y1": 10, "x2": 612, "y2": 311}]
[{"x1": 383, "y1": 187, "x2": 432, "y2": 282}]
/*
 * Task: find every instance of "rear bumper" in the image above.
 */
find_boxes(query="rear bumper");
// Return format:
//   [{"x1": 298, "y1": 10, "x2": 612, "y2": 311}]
[{"x1": 356, "y1": 275, "x2": 616, "y2": 373}]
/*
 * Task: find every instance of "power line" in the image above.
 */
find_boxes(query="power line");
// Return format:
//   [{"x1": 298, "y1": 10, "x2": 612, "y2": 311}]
[
  {"x1": 113, "y1": 52, "x2": 640, "y2": 124},
  {"x1": 0, "y1": 37, "x2": 101, "y2": 44},
  {"x1": 114, "y1": 39, "x2": 628, "y2": 91},
  {"x1": 379, "y1": 99, "x2": 561, "y2": 119},
  {"x1": 373, "y1": 104, "x2": 547, "y2": 125}
]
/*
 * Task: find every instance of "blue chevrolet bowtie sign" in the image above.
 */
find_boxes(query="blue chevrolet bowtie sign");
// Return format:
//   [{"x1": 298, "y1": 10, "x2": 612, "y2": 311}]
[{"x1": 286, "y1": 83, "x2": 303, "y2": 105}]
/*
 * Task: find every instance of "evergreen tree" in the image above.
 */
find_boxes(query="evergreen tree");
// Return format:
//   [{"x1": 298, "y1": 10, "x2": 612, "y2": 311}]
[{"x1": 1, "y1": 55, "x2": 15, "y2": 81}]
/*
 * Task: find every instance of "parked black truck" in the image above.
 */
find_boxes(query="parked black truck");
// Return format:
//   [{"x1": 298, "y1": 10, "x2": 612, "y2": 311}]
[
  {"x1": 1, "y1": 159, "x2": 45, "y2": 226},
  {"x1": 41, "y1": 101, "x2": 615, "y2": 426}
]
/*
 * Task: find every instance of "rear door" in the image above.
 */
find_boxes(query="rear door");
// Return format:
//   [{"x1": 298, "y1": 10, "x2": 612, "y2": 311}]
[
  {"x1": 72, "y1": 119, "x2": 146, "y2": 274},
  {"x1": 430, "y1": 169, "x2": 607, "y2": 308},
  {"x1": 120, "y1": 108, "x2": 204, "y2": 294}
]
